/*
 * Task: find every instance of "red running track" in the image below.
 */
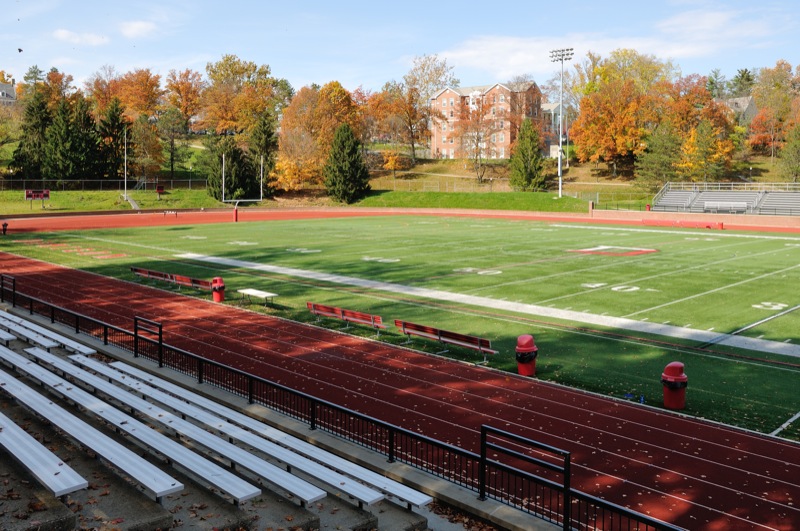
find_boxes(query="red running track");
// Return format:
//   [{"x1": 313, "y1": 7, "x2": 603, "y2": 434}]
[{"x1": 1, "y1": 252, "x2": 798, "y2": 530}]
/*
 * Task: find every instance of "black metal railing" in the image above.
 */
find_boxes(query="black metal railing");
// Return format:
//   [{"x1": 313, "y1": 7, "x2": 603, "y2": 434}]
[{"x1": 0, "y1": 276, "x2": 683, "y2": 531}]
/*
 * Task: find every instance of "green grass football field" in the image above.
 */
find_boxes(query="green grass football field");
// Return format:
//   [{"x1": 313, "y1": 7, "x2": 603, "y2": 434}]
[{"x1": 4, "y1": 214, "x2": 800, "y2": 440}]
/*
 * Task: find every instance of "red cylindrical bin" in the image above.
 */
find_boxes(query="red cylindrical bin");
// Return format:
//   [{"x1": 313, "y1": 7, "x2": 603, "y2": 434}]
[
  {"x1": 661, "y1": 361, "x2": 688, "y2": 410},
  {"x1": 211, "y1": 277, "x2": 225, "y2": 302},
  {"x1": 515, "y1": 334, "x2": 539, "y2": 376},
  {"x1": 233, "y1": 206, "x2": 238, "y2": 222}
]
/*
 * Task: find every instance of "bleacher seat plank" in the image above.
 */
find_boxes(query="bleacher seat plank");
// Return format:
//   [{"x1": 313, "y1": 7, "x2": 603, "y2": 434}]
[
  {"x1": 0, "y1": 315, "x2": 59, "y2": 351},
  {"x1": 22, "y1": 348, "x2": 326, "y2": 506},
  {"x1": 71, "y1": 355, "x2": 384, "y2": 507},
  {"x1": 0, "y1": 353, "x2": 183, "y2": 502},
  {"x1": 0, "y1": 409, "x2": 88, "y2": 497},
  {"x1": 1, "y1": 313, "x2": 96, "y2": 355},
  {"x1": 105, "y1": 359, "x2": 433, "y2": 508},
  {"x1": 6, "y1": 349, "x2": 260, "y2": 505},
  {"x1": 0, "y1": 329, "x2": 15, "y2": 346}
]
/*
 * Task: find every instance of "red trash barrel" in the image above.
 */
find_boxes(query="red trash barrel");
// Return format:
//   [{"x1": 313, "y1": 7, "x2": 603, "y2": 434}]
[
  {"x1": 211, "y1": 277, "x2": 225, "y2": 303},
  {"x1": 661, "y1": 361, "x2": 688, "y2": 410},
  {"x1": 515, "y1": 334, "x2": 538, "y2": 376},
  {"x1": 233, "y1": 206, "x2": 238, "y2": 222}
]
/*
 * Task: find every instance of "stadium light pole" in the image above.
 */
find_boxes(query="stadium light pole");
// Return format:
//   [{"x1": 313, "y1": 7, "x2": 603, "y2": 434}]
[
  {"x1": 123, "y1": 125, "x2": 128, "y2": 201},
  {"x1": 550, "y1": 47, "x2": 573, "y2": 198}
]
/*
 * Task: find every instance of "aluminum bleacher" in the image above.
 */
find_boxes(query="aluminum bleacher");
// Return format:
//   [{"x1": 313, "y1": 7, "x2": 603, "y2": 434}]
[
  {"x1": 0, "y1": 349, "x2": 183, "y2": 504},
  {"x1": 651, "y1": 183, "x2": 800, "y2": 216},
  {"x1": 756, "y1": 191, "x2": 800, "y2": 215},
  {"x1": 84, "y1": 355, "x2": 433, "y2": 509},
  {"x1": 22, "y1": 346, "x2": 329, "y2": 507}
]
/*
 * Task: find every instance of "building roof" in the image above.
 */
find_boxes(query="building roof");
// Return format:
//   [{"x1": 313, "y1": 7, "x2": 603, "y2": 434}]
[{"x1": 431, "y1": 82, "x2": 538, "y2": 101}]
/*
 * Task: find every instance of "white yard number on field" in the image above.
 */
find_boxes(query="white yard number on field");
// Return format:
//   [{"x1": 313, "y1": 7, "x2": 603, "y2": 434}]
[
  {"x1": 612, "y1": 285, "x2": 640, "y2": 292},
  {"x1": 752, "y1": 302, "x2": 789, "y2": 310}
]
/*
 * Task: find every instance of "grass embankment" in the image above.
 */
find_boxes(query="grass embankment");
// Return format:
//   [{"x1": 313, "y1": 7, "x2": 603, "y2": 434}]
[{"x1": 358, "y1": 191, "x2": 588, "y2": 212}]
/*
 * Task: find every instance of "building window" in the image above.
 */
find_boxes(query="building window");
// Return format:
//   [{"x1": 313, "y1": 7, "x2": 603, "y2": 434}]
[
  {"x1": 442, "y1": 136, "x2": 446, "y2": 144},
  {"x1": 449, "y1": 149, "x2": 455, "y2": 159},
  {"x1": 450, "y1": 123, "x2": 454, "y2": 131},
  {"x1": 449, "y1": 98, "x2": 454, "y2": 106},
  {"x1": 500, "y1": 133, "x2": 505, "y2": 143},
  {"x1": 491, "y1": 134, "x2": 496, "y2": 143},
  {"x1": 449, "y1": 137, "x2": 454, "y2": 144},
  {"x1": 450, "y1": 110, "x2": 454, "y2": 118},
  {"x1": 500, "y1": 94, "x2": 505, "y2": 103},
  {"x1": 442, "y1": 123, "x2": 446, "y2": 131}
]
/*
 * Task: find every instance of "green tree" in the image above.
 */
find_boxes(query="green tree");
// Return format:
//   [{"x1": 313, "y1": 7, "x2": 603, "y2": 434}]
[
  {"x1": 157, "y1": 106, "x2": 189, "y2": 178},
  {"x1": 728, "y1": 68, "x2": 755, "y2": 97},
  {"x1": 98, "y1": 98, "x2": 128, "y2": 179},
  {"x1": 42, "y1": 95, "x2": 98, "y2": 185},
  {"x1": 70, "y1": 93, "x2": 100, "y2": 180},
  {"x1": 11, "y1": 89, "x2": 52, "y2": 178},
  {"x1": 508, "y1": 118, "x2": 545, "y2": 191},
  {"x1": 635, "y1": 124, "x2": 682, "y2": 192},
  {"x1": 42, "y1": 99, "x2": 74, "y2": 183},
  {"x1": 706, "y1": 69, "x2": 727, "y2": 99},
  {"x1": 248, "y1": 112, "x2": 279, "y2": 197},
  {"x1": 202, "y1": 135, "x2": 258, "y2": 201},
  {"x1": 323, "y1": 123, "x2": 370, "y2": 204},
  {"x1": 778, "y1": 125, "x2": 800, "y2": 182}
]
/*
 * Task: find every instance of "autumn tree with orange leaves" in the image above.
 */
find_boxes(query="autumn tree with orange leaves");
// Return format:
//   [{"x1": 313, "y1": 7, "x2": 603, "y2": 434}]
[
  {"x1": 276, "y1": 82, "x2": 359, "y2": 190},
  {"x1": 571, "y1": 78, "x2": 649, "y2": 174},
  {"x1": 165, "y1": 68, "x2": 206, "y2": 129},
  {"x1": 116, "y1": 68, "x2": 163, "y2": 120},
  {"x1": 201, "y1": 54, "x2": 291, "y2": 135},
  {"x1": 83, "y1": 65, "x2": 120, "y2": 115}
]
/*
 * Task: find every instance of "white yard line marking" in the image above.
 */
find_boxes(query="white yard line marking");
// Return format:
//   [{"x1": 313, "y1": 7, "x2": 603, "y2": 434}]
[
  {"x1": 624, "y1": 263, "x2": 800, "y2": 318},
  {"x1": 177, "y1": 252, "x2": 800, "y2": 359},
  {"x1": 771, "y1": 411, "x2": 800, "y2": 436}
]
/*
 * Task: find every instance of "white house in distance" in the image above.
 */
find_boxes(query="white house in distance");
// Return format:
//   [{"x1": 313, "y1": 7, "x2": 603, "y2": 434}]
[
  {"x1": 716, "y1": 96, "x2": 757, "y2": 126},
  {"x1": 429, "y1": 82, "x2": 543, "y2": 160},
  {"x1": 0, "y1": 80, "x2": 16, "y2": 105}
]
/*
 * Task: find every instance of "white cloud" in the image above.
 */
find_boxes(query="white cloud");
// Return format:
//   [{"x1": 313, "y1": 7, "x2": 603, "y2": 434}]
[
  {"x1": 440, "y1": 4, "x2": 790, "y2": 84},
  {"x1": 53, "y1": 29, "x2": 109, "y2": 46},
  {"x1": 119, "y1": 20, "x2": 157, "y2": 39}
]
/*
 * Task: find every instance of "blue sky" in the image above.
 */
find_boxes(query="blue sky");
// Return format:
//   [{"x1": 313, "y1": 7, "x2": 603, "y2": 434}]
[{"x1": 3, "y1": 0, "x2": 798, "y2": 96}]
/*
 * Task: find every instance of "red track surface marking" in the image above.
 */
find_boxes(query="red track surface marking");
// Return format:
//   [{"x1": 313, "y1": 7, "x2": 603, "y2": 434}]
[{"x1": 1, "y1": 252, "x2": 798, "y2": 530}]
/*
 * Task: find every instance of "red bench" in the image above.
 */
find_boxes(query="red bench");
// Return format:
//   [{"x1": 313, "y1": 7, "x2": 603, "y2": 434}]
[
  {"x1": 307, "y1": 302, "x2": 386, "y2": 335},
  {"x1": 131, "y1": 267, "x2": 212, "y2": 291},
  {"x1": 393, "y1": 319, "x2": 497, "y2": 364}
]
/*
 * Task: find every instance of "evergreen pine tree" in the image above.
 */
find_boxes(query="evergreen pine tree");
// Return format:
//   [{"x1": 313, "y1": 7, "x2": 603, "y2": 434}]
[
  {"x1": 71, "y1": 94, "x2": 101, "y2": 181},
  {"x1": 11, "y1": 90, "x2": 51, "y2": 179},
  {"x1": 203, "y1": 135, "x2": 256, "y2": 201},
  {"x1": 98, "y1": 98, "x2": 127, "y2": 179},
  {"x1": 249, "y1": 112, "x2": 279, "y2": 198},
  {"x1": 508, "y1": 118, "x2": 545, "y2": 191},
  {"x1": 43, "y1": 99, "x2": 74, "y2": 183},
  {"x1": 635, "y1": 125, "x2": 682, "y2": 192},
  {"x1": 323, "y1": 123, "x2": 370, "y2": 204}
]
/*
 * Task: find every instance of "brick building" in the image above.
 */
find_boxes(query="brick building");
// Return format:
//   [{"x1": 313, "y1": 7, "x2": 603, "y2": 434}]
[{"x1": 429, "y1": 82, "x2": 542, "y2": 159}]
